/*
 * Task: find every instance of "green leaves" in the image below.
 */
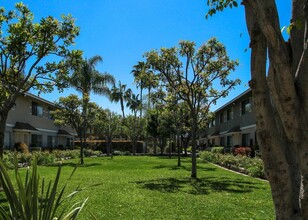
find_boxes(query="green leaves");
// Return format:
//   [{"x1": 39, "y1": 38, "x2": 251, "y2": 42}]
[
  {"x1": 0, "y1": 2, "x2": 80, "y2": 107},
  {"x1": 0, "y1": 154, "x2": 87, "y2": 220},
  {"x1": 206, "y1": 0, "x2": 239, "y2": 19}
]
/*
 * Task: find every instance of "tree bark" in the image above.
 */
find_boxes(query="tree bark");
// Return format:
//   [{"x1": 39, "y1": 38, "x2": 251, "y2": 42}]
[
  {"x1": 153, "y1": 137, "x2": 157, "y2": 155},
  {"x1": 244, "y1": 0, "x2": 305, "y2": 218},
  {"x1": 0, "y1": 109, "x2": 10, "y2": 158},
  {"x1": 190, "y1": 113, "x2": 198, "y2": 178},
  {"x1": 120, "y1": 98, "x2": 125, "y2": 119},
  {"x1": 177, "y1": 127, "x2": 181, "y2": 167}
]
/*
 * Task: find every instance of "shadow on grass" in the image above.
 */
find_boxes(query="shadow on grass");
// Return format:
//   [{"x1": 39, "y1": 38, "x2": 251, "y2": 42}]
[
  {"x1": 152, "y1": 164, "x2": 188, "y2": 171},
  {"x1": 134, "y1": 176, "x2": 261, "y2": 195},
  {"x1": 50, "y1": 162, "x2": 102, "y2": 168},
  {"x1": 152, "y1": 164, "x2": 217, "y2": 172}
]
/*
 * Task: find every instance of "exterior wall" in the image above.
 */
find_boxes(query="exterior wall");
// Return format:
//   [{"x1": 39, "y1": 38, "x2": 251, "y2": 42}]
[
  {"x1": 4, "y1": 94, "x2": 75, "y2": 149},
  {"x1": 202, "y1": 89, "x2": 257, "y2": 148}
]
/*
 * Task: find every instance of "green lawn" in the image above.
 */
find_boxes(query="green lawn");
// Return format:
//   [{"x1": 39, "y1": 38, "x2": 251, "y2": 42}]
[{"x1": 3, "y1": 156, "x2": 274, "y2": 219}]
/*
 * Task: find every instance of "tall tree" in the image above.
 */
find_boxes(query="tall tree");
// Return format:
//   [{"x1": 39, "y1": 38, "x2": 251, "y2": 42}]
[
  {"x1": 52, "y1": 95, "x2": 97, "y2": 162},
  {"x1": 126, "y1": 92, "x2": 141, "y2": 117},
  {"x1": 0, "y1": 3, "x2": 81, "y2": 157},
  {"x1": 109, "y1": 81, "x2": 131, "y2": 119},
  {"x1": 146, "y1": 39, "x2": 239, "y2": 178},
  {"x1": 124, "y1": 115, "x2": 145, "y2": 155},
  {"x1": 93, "y1": 108, "x2": 121, "y2": 158},
  {"x1": 206, "y1": 1, "x2": 308, "y2": 218},
  {"x1": 142, "y1": 65, "x2": 159, "y2": 111},
  {"x1": 146, "y1": 109, "x2": 160, "y2": 155},
  {"x1": 131, "y1": 61, "x2": 151, "y2": 117},
  {"x1": 69, "y1": 55, "x2": 115, "y2": 164}
]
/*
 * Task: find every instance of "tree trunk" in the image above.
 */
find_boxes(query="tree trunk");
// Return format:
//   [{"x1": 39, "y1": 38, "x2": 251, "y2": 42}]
[
  {"x1": 106, "y1": 138, "x2": 110, "y2": 156},
  {"x1": 159, "y1": 137, "x2": 164, "y2": 155},
  {"x1": 0, "y1": 109, "x2": 9, "y2": 158},
  {"x1": 132, "y1": 140, "x2": 136, "y2": 156},
  {"x1": 153, "y1": 137, "x2": 157, "y2": 155},
  {"x1": 168, "y1": 136, "x2": 172, "y2": 158},
  {"x1": 120, "y1": 97, "x2": 125, "y2": 119},
  {"x1": 182, "y1": 136, "x2": 188, "y2": 156},
  {"x1": 140, "y1": 87, "x2": 143, "y2": 118},
  {"x1": 108, "y1": 137, "x2": 113, "y2": 159},
  {"x1": 177, "y1": 128, "x2": 181, "y2": 167},
  {"x1": 81, "y1": 92, "x2": 90, "y2": 165},
  {"x1": 190, "y1": 114, "x2": 198, "y2": 179},
  {"x1": 244, "y1": 1, "x2": 305, "y2": 218}
]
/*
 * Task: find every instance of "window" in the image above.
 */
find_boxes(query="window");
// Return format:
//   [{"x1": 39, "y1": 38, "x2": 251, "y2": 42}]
[
  {"x1": 220, "y1": 137, "x2": 225, "y2": 146},
  {"x1": 31, "y1": 134, "x2": 42, "y2": 147},
  {"x1": 209, "y1": 118, "x2": 215, "y2": 128},
  {"x1": 242, "y1": 133, "x2": 250, "y2": 146},
  {"x1": 227, "y1": 136, "x2": 233, "y2": 147},
  {"x1": 241, "y1": 99, "x2": 252, "y2": 115},
  {"x1": 47, "y1": 108, "x2": 54, "y2": 120},
  {"x1": 219, "y1": 112, "x2": 224, "y2": 124},
  {"x1": 227, "y1": 108, "x2": 233, "y2": 120},
  {"x1": 32, "y1": 102, "x2": 43, "y2": 117},
  {"x1": 66, "y1": 138, "x2": 73, "y2": 147},
  {"x1": 4, "y1": 132, "x2": 11, "y2": 149},
  {"x1": 47, "y1": 136, "x2": 56, "y2": 148}
]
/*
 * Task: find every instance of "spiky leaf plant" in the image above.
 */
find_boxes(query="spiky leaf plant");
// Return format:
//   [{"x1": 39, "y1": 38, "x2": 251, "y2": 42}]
[{"x1": 0, "y1": 155, "x2": 87, "y2": 220}]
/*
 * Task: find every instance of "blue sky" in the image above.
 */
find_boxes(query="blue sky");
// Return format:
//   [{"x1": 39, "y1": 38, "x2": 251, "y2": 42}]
[{"x1": 3, "y1": 1, "x2": 290, "y2": 113}]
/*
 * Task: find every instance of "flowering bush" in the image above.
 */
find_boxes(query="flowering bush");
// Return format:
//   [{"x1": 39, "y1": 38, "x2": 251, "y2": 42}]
[
  {"x1": 234, "y1": 147, "x2": 251, "y2": 156},
  {"x1": 200, "y1": 151, "x2": 265, "y2": 179}
]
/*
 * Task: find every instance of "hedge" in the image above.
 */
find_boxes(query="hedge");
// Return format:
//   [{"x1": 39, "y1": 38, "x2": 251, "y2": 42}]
[{"x1": 199, "y1": 151, "x2": 265, "y2": 179}]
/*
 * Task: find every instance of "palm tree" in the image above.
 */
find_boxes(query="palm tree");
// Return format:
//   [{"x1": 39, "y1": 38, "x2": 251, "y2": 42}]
[
  {"x1": 131, "y1": 61, "x2": 151, "y2": 117},
  {"x1": 70, "y1": 55, "x2": 115, "y2": 164},
  {"x1": 109, "y1": 81, "x2": 132, "y2": 119},
  {"x1": 126, "y1": 92, "x2": 141, "y2": 117},
  {"x1": 143, "y1": 70, "x2": 159, "y2": 111}
]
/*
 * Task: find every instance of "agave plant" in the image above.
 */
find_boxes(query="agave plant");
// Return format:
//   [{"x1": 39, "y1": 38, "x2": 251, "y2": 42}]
[{"x1": 0, "y1": 155, "x2": 87, "y2": 220}]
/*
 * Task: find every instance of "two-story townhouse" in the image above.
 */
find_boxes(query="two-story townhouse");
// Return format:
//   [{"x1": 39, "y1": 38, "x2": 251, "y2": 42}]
[
  {"x1": 198, "y1": 89, "x2": 257, "y2": 148},
  {"x1": 4, "y1": 93, "x2": 76, "y2": 149}
]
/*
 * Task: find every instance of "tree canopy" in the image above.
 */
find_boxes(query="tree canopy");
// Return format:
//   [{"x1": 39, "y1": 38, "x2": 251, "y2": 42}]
[
  {"x1": 145, "y1": 38, "x2": 240, "y2": 178},
  {"x1": 0, "y1": 3, "x2": 81, "y2": 156}
]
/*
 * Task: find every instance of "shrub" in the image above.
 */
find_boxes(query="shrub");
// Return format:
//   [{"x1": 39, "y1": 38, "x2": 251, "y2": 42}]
[
  {"x1": 2, "y1": 151, "x2": 14, "y2": 169},
  {"x1": 18, "y1": 152, "x2": 32, "y2": 166},
  {"x1": 94, "y1": 141, "x2": 143, "y2": 153},
  {"x1": 52, "y1": 150, "x2": 80, "y2": 160},
  {"x1": 234, "y1": 147, "x2": 252, "y2": 156},
  {"x1": 243, "y1": 157, "x2": 265, "y2": 178},
  {"x1": 29, "y1": 147, "x2": 42, "y2": 152},
  {"x1": 14, "y1": 142, "x2": 29, "y2": 154},
  {"x1": 0, "y1": 155, "x2": 87, "y2": 219},
  {"x1": 33, "y1": 151, "x2": 56, "y2": 166},
  {"x1": 200, "y1": 151, "x2": 265, "y2": 179},
  {"x1": 186, "y1": 146, "x2": 192, "y2": 153},
  {"x1": 113, "y1": 151, "x2": 131, "y2": 156},
  {"x1": 199, "y1": 151, "x2": 218, "y2": 163},
  {"x1": 84, "y1": 149, "x2": 101, "y2": 157},
  {"x1": 218, "y1": 154, "x2": 239, "y2": 168},
  {"x1": 123, "y1": 151, "x2": 131, "y2": 156},
  {"x1": 223, "y1": 147, "x2": 232, "y2": 154},
  {"x1": 211, "y1": 146, "x2": 224, "y2": 154}
]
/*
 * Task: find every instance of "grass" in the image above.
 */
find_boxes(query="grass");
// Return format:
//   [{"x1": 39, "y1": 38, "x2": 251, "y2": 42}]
[{"x1": 1, "y1": 156, "x2": 274, "y2": 219}]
